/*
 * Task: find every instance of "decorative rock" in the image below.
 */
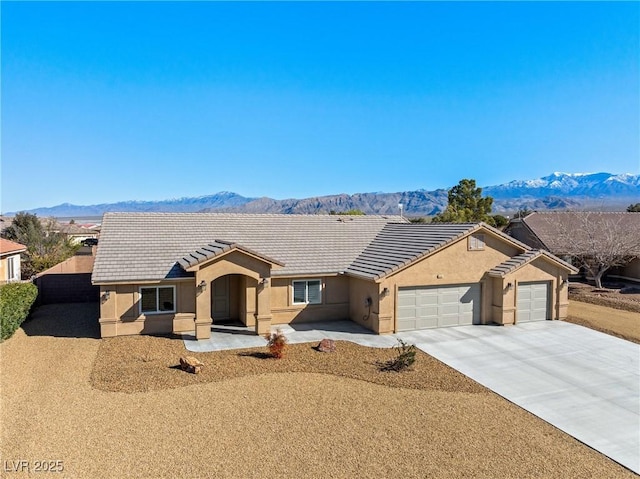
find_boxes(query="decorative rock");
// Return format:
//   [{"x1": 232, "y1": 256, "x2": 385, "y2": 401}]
[
  {"x1": 317, "y1": 338, "x2": 336, "y2": 353},
  {"x1": 179, "y1": 356, "x2": 204, "y2": 374}
]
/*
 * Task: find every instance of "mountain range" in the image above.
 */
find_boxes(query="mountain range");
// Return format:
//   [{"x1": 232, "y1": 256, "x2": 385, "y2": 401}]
[{"x1": 8, "y1": 172, "x2": 639, "y2": 218}]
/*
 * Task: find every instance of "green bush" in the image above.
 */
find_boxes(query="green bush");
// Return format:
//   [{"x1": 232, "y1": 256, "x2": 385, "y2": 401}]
[{"x1": 0, "y1": 282, "x2": 38, "y2": 341}]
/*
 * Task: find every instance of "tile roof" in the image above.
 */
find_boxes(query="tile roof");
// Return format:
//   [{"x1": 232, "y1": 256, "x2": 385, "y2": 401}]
[
  {"x1": 488, "y1": 249, "x2": 579, "y2": 277},
  {"x1": 92, "y1": 213, "x2": 404, "y2": 283},
  {"x1": 344, "y1": 223, "x2": 483, "y2": 280},
  {"x1": 521, "y1": 212, "x2": 640, "y2": 254},
  {"x1": 0, "y1": 238, "x2": 27, "y2": 256},
  {"x1": 487, "y1": 251, "x2": 541, "y2": 277},
  {"x1": 178, "y1": 240, "x2": 284, "y2": 271}
]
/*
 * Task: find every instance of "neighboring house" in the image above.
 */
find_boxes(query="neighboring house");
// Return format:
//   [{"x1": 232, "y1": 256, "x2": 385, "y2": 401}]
[
  {"x1": 504, "y1": 212, "x2": 640, "y2": 283},
  {"x1": 92, "y1": 213, "x2": 577, "y2": 339},
  {"x1": 0, "y1": 238, "x2": 27, "y2": 283},
  {"x1": 56, "y1": 223, "x2": 100, "y2": 244}
]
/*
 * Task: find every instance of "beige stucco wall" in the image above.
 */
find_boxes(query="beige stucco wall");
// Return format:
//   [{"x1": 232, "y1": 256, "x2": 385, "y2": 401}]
[
  {"x1": 348, "y1": 277, "x2": 381, "y2": 332},
  {"x1": 99, "y1": 280, "x2": 196, "y2": 337},
  {"x1": 377, "y1": 233, "x2": 520, "y2": 332},
  {"x1": 270, "y1": 275, "x2": 350, "y2": 325},
  {"x1": 0, "y1": 256, "x2": 8, "y2": 282}
]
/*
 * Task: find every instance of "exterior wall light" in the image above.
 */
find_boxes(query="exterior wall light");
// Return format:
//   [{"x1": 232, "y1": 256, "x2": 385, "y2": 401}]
[
  {"x1": 102, "y1": 291, "x2": 111, "y2": 301},
  {"x1": 198, "y1": 280, "x2": 207, "y2": 292},
  {"x1": 381, "y1": 287, "x2": 390, "y2": 297},
  {"x1": 260, "y1": 278, "x2": 269, "y2": 286}
]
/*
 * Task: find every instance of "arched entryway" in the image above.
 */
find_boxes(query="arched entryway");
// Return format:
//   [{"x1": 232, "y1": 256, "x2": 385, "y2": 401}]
[{"x1": 210, "y1": 274, "x2": 258, "y2": 326}]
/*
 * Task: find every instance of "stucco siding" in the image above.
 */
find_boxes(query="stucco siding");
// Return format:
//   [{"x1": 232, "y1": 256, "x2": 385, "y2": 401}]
[
  {"x1": 99, "y1": 281, "x2": 196, "y2": 337},
  {"x1": 270, "y1": 275, "x2": 350, "y2": 325},
  {"x1": 377, "y1": 234, "x2": 519, "y2": 331},
  {"x1": 349, "y1": 277, "x2": 381, "y2": 332}
]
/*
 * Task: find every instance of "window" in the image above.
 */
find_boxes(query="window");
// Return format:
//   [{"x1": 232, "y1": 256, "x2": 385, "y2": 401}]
[
  {"x1": 292, "y1": 280, "x2": 322, "y2": 305},
  {"x1": 140, "y1": 286, "x2": 175, "y2": 314},
  {"x1": 7, "y1": 256, "x2": 18, "y2": 281},
  {"x1": 468, "y1": 234, "x2": 485, "y2": 251}
]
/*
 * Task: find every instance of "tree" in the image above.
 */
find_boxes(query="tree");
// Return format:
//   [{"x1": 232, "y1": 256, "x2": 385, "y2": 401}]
[
  {"x1": 543, "y1": 212, "x2": 639, "y2": 289},
  {"x1": 1, "y1": 212, "x2": 78, "y2": 278},
  {"x1": 491, "y1": 214, "x2": 509, "y2": 228},
  {"x1": 431, "y1": 179, "x2": 495, "y2": 225},
  {"x1": 514, "y1": 208, "x2": 533, "y2": 219},
  {"x1": 627, "y1": 203, "x2": 640, "y2": 212}
]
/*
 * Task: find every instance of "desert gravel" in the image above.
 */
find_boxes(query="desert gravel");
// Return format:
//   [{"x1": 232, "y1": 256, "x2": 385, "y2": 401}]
[
  {"x1": 1, "y1": 303, "x2": 636, "y2": 478},
  {"x1": 566, "y1": 300, "x2": 640, "y2": 344}
]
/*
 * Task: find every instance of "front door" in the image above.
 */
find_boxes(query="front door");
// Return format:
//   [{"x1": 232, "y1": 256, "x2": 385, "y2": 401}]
[{"x1": 212, "y1": 276, "x2": 230, "y2": 321}]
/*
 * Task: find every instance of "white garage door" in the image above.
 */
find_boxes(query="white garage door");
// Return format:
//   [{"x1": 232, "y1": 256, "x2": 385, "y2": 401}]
[
  {"x1": 397, "y1": 284, "x2": 481, "y2": 331},
  {"x1": 517, "y1": 282, "x2": 549, "y2": 322}
]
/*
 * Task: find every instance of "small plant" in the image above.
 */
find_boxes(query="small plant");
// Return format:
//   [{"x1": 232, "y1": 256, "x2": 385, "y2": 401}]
[
  {"x1": 379, "y1": 339, "x2": 416, "y2": 372},
  {"x1": 265, "y1": 329, "x2": 288, "y2": 359}
]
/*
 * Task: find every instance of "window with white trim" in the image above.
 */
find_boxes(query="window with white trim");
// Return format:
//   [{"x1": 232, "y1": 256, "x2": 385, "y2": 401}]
[
  {"x1": 292, "y1": 280, "x2": 322, "y2": 305},
  {"x1": 468, "y1": 234, "x2": 485, "y2": 251},
  {"x1": 140, "y1": 286, "x2": 176, "y2": 314},
  {"x1": 7, "y1": 256, "x2": 18, "y2": 281}
]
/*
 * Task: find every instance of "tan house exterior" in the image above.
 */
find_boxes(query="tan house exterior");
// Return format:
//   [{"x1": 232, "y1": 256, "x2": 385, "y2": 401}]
[
  {"x1": 92, "y1": 213, "x2": 577, "y2": 339},
  {"x1": 0, "y1": 238, "x2": 27, "y2": 284}
]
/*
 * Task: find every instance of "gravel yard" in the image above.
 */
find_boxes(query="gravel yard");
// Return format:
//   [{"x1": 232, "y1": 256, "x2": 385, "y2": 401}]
[
  {"x1": 569, "y1": 280, "x2": 640, "y2": 313},
  {"x1": 1, "y1": 303, "x2": 636, "y2": 478},
  {"x1": 566, "y1": 300, "x2": 640, "y2": 344}
]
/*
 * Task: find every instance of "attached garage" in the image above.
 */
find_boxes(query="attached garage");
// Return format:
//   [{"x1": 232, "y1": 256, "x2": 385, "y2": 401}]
[
  {"x1": 397, "y1": 284, "x2": 481, "y2": 331},
  {"x1": 516, "y1": 281, "x2": 549, "y2": 322}
]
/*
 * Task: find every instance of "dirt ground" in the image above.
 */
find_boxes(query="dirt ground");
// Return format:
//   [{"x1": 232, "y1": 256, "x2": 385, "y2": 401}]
[
  {"x1": 569, "y1": 280, "x2": 640, "y2": 313},
  {"x1": 1, "y1": 303, "x2": 635, "y2": 479},
  {"x1": 566, "y1": 301, "x2": 640, "y2": 344},
  {"x1": 566, "y1": 280, "x2": 640, "y2": 343}
]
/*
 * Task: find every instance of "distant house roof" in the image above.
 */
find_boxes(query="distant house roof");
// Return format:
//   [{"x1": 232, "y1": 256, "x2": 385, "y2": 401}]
[
  {"x1": 0, "y1": 238, "x2": 27, "y2": 256},
  {"x1": 57, "y1": 223, "x2": 99, "y2": 236},
  {"x1": 344, "y1": 222, "x2": 536, "y2": 280},
  {"x1": 92, "y1": 213, "x2": 405, "y2": 283},
  {"x1": 513, "y1": 211, "x2": 640, "y2": 255}
]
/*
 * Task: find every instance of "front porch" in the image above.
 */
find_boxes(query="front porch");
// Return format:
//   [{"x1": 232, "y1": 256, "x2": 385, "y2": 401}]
[
  {"x1": 179, "y1": 241, "x2": 284, "y2": 340},
  {"x1": 183, "y1": 320, "x2": 399, "y2": 352}
]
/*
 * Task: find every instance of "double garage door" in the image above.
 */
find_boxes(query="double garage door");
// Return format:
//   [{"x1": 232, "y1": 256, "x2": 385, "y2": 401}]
[{"x1": 397, "y1": 284, "x2": 481, "y2": 331}]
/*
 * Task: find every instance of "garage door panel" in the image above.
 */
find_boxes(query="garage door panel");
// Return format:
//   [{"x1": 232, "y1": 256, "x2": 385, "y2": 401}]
[
  {"x1": 398, "y1": 294, "x2": 417, "y2": 307},
  {"x1": 517, "y1": 282, "x2": 549, "y2": 322},
  {"x1": 397, "y1": 284, "x2": 480, "y2": 331}
]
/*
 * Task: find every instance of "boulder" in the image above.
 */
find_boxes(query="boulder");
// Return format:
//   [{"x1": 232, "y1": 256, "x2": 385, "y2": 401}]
[
  {"x1": 317, "y1": 338, "x2": 336, "y2": 353},
  {"x1": 179, "y1": 356, "x2": 204, "y2": 374}
]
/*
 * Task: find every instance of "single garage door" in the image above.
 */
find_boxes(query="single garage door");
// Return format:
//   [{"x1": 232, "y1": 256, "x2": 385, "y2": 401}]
[
  {"x1": 397, "y1": 284, "x2": 481, "y2": 331},
  {"x1": 517, "y1": 282, "x2": 549, "y2": 322}
]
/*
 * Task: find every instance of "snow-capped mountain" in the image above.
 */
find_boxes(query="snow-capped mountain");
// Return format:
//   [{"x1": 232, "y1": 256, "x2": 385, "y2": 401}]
[
  {"x1": 484, "y1": 172, "x2": 640, "y2": 199},
  {"x1": 6, "y1": 172, "x2": 638, "y2": 218}
]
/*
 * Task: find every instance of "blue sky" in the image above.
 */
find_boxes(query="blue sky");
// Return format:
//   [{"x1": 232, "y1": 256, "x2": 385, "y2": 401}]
[{"x1": 2, "y1": 1, "x2": 639, "y2": 212}]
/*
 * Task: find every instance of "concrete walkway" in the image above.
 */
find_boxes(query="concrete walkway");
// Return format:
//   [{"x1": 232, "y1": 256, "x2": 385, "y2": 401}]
[
  {"x1": 184, "y1": 320, "x2": 399, "y2": 352},
  {"x1": 185, "y1": 320, "x2": 639, "y2": 473}
]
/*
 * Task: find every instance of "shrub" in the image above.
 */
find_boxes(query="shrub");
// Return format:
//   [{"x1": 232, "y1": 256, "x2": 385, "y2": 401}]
[
  {"x1": 379, "y1": 339, "x2": 417, "y2": 372},
  {"x1": 265, "y1": 329, "x2": 288, "y2": 359},
  {"x1": 0, "y1": 282, "x2": 38, "y2": 341}
]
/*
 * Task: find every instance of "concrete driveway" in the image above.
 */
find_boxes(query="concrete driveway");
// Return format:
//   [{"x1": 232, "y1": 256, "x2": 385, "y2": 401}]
[{"x1": 397, "y1": 321, "x2": 640, "y2": 474}]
